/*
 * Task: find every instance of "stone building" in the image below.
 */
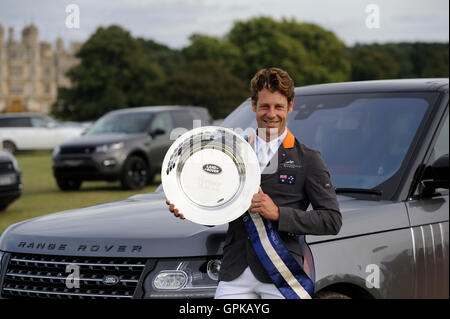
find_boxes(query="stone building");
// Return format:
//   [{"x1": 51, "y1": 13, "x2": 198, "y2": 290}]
[{"x1": 0, "y1": 24, "x2": 81, "y2": 114}]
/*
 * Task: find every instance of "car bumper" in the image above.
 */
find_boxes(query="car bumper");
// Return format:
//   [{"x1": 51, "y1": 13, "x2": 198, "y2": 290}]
[
  {"x1": 0, "y1": 180, "x2": 22, "y2": 207},
  {"x1": 52, "y1": 153, "x2": 125, "y2": 181}
]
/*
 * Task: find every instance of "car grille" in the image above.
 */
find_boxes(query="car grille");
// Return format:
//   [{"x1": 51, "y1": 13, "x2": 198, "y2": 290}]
[
  {"x1": 60, "y1": 146, "x2": 95, "y2": 155},
  {"x1": 0, "y1": 162, "x2": 14, "y2": 173},
  {"x1": 1, "y1": 253, "x2": 147, "y2": 299},
  {"x1": 53, "y1": 165, "x2": 98, "y2": 174}
]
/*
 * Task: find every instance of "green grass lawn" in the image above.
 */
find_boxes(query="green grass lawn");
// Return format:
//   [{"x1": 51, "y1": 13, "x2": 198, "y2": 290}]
[{"x1": 0, "y1": 151, "x2": 159, "y2": 234}]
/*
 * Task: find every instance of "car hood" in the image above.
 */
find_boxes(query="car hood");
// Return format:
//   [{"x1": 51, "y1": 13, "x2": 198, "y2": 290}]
[
  {"x1": 0, "y1": 192, "x2": 409, "y2": 257},
  {"x1": 0, "y1": 191, "x2": 228, "y2": 258},
  {"x1": 59, "y1": 133, "x2": 147, "y2": 147}
]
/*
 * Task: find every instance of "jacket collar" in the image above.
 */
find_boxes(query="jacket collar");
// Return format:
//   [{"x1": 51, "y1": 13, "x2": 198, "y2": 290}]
[
  {"x1": 248, "y1": 128, "x2": 295, "y2": 149},
  {"x1": 282, "y1": 128, "x2": 295, "y2": 149}
]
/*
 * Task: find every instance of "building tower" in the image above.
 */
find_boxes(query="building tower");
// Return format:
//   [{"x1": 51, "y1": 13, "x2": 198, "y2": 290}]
[{"x1": 22, "y1": 23, "x2": 40, "y2": 111}]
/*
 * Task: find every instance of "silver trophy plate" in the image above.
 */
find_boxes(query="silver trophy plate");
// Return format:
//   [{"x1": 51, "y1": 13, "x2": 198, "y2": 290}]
[{"x1": 162, "y1": 126, "x2": 261, "y2": 225}]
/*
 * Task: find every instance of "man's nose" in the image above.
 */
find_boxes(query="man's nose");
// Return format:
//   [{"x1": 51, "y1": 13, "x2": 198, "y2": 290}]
[{"x1": 266, "y1": 106, "x2": 276, "y2": 118}]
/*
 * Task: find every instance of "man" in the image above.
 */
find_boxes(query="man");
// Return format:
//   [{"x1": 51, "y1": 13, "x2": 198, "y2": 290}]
[{"x1": 167, "y1": 67, "x2": 342, "y2": 299}]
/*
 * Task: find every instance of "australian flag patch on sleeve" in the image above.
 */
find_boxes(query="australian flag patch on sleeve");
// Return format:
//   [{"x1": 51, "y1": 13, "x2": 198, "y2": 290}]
[{"x1": 279, "y1": 174, "x2": 296, "y2": 185}]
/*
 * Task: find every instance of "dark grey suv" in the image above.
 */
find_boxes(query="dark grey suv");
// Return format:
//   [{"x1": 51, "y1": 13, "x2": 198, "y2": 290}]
[
  {"x1": 0, "y1": 79, "x2": 448, "y2": 299},
  {"x1": 52, "y1": 106, "x2": 211, "y2": 190}
]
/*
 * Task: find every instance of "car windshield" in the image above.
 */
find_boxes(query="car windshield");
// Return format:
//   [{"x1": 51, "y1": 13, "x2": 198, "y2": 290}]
[
  {"x1": 222, "y1": 92, "x2": 437, "y2": 190},
  {"x1": 86, "y1": 112, "x2": 153, "y2": 134}
]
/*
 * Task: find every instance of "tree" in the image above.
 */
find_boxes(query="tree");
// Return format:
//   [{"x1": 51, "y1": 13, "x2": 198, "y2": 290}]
[
  {"x1": 422, "y1": 49, "x2": 449, "y2": 78},
  {"x1": 348, "y1": 42, "x2": 449, "y2": 79},
  {"x1": 365, "y1": 43, "x2": 415, "y2": 78},
  {"x1": 148, "y1": 61, "x2": 249, "y2": 119},
  {"x1": 227, "y1": 17, "x2": 309, "y2": 84},
  {"x1": 350, "y1": 46, "x2": 400, "y2": 80},
  {"x1": 137, "y1": 38, "x2": 186, "y2": 76},
  {"x1": 52, "y1": 25, "x2": 163, "y2": 121},
  {"x1": 227, "y1": 16, "x2": 350, "y2": 85},
  {"x1": 182, "y1": 34, "x2": 244, "y2": 77},
  {"x1": 53, "y1": 19, "x2": 448, "y2": 123},
  {"x1": 279, "y1": 20, "x2": 351, "y2": 83}
]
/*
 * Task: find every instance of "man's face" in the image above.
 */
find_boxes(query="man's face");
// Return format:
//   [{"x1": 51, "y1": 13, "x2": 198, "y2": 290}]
[{"x1": 252, "y1": 88, "x2": 294, "y2": 141}]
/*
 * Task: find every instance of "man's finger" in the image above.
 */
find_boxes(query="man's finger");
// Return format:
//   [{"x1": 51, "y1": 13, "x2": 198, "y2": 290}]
[
  {"x1": 252, "y1": 193, "x2": 263, "y2": 202},
  {"x1": 258, "y1": 187, "x2": 264, "y2": 194},
  {"x1": 166, "y1": 200, "x2": 185, "y2": 219},
  {"x1": 175, "y1": 210, "x2": 185, "y2": 219}
]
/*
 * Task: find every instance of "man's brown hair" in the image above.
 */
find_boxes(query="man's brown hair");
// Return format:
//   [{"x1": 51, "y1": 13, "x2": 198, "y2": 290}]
[{"x1": 250, "y1": 67, "x2": 295, "y2": 104}]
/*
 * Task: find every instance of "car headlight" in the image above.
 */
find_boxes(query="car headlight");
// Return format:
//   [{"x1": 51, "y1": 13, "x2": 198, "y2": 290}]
[
  {"x1": 3, "y1": 153, "x2": 20, "y2": 172},
  {"x1": 0, "y1": 251, "x2": 4, "y2": 274},
  {"x1": 144, "y1": 258, "x2": 221, "y2": 298},
  {"x1": 95, "y1": 142, "x2": 123, "y2": 153},
  {"x1": 10, "y1": 157, "x2": 20, "y2": 172},
  {"x1": 52, "y1": 146, "x2": 61, "y2": 157}
]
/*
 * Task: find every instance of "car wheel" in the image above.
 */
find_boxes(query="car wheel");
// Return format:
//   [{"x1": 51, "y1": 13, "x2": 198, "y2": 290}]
[
  {"x1": 120, "y1": 156, "x2": 148, "y2": 190},
  {"x1": 314, "y1": 291, "x2": 351, "y2": 299},
  {"x1": 56, "y1": 178, "x2": 82, "y2": 191},
  {"x1": 3, "y1": 141, "x2": 17, "y2": 154}
]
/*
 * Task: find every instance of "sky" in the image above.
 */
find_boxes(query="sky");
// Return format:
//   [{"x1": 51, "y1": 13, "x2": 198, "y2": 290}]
[{"x1": 0, "y1": 0, "x2": 448, "y2": 49}]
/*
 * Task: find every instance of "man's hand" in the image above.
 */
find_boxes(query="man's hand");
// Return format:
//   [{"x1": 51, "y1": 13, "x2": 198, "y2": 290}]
[
  {"x1": 249, "y1": 188, "x2": 280, "y2": 221},
  {"x1": 166, "y1": 200, "x2": 185, "y2": 219}
]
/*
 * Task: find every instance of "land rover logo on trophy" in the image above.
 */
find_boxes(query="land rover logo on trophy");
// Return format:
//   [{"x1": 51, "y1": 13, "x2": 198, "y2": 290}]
[
  {"x1": 102, "y1": 275, "x2": 120, "y2": 286},
  {"x1": 203, "y1": 164, "x2": 222, "y2": 175}
]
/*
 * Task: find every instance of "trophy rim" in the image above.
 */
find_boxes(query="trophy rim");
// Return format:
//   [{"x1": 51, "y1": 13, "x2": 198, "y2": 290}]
[{"x1": 162, "y1": 126, "x2": 260, "y2": 225}]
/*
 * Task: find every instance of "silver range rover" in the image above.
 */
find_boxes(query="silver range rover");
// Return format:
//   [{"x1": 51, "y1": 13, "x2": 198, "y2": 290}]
[{"x1": 0, "y1": 79, "x2": 448, "y2": 299}]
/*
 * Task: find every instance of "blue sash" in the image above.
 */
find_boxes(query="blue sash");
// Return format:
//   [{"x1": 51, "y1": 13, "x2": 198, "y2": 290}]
[{"x1": 243, "y1": 211, "x2": 315, "y2": 299}]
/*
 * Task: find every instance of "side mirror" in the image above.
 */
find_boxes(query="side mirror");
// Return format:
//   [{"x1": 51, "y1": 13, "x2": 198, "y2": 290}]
[
  {"x1": 420, "y1": 153, "x2": 449, "y2": 197},
  {"x1": 46, "y1": 122, "x2": 57, "y2": 129},
  {"x1": 150, "y1": 128, "x2": 166, "y2": 137}
]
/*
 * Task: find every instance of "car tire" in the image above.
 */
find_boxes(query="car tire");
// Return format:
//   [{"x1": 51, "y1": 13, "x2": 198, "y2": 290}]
[
  {"x1": 314, "y1": 291, "x2": 351, "y2": 299},
  {"x1": 120, "y1": 156, "x2": 148, "y2": 190},
  {"x1": 56, "y1": 178, "x2": 82, "y2": 191},
  {"x1": 3, "y1": 141, "x2": 17, "y2": 154}
]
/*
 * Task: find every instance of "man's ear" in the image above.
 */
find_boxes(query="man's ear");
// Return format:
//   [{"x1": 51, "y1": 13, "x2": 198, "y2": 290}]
[
  {"x1": 251, "y1": 99, "x2": 257, "y2": 112},
  {"x1": 287, "y1": 98, "x2": 294, "y2": 114}
]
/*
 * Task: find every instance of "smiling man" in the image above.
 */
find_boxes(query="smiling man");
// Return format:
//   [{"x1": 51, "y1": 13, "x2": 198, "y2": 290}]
[
  {"x1": 168, "y1": 67, "x2": 342, "y2": 299},
  {"x1": 252, "y1": 71, "x2": 293, "y2": 139}
]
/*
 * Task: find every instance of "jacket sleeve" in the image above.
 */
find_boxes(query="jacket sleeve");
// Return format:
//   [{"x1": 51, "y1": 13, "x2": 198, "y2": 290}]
[{"x1": 277, "y1": 150, "x2": 342, "y2": 236}]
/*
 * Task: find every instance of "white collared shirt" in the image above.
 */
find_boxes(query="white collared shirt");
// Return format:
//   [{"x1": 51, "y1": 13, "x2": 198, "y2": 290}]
[{"x1": 254, "y1": 128, "x2": 287, "y2": 168}]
